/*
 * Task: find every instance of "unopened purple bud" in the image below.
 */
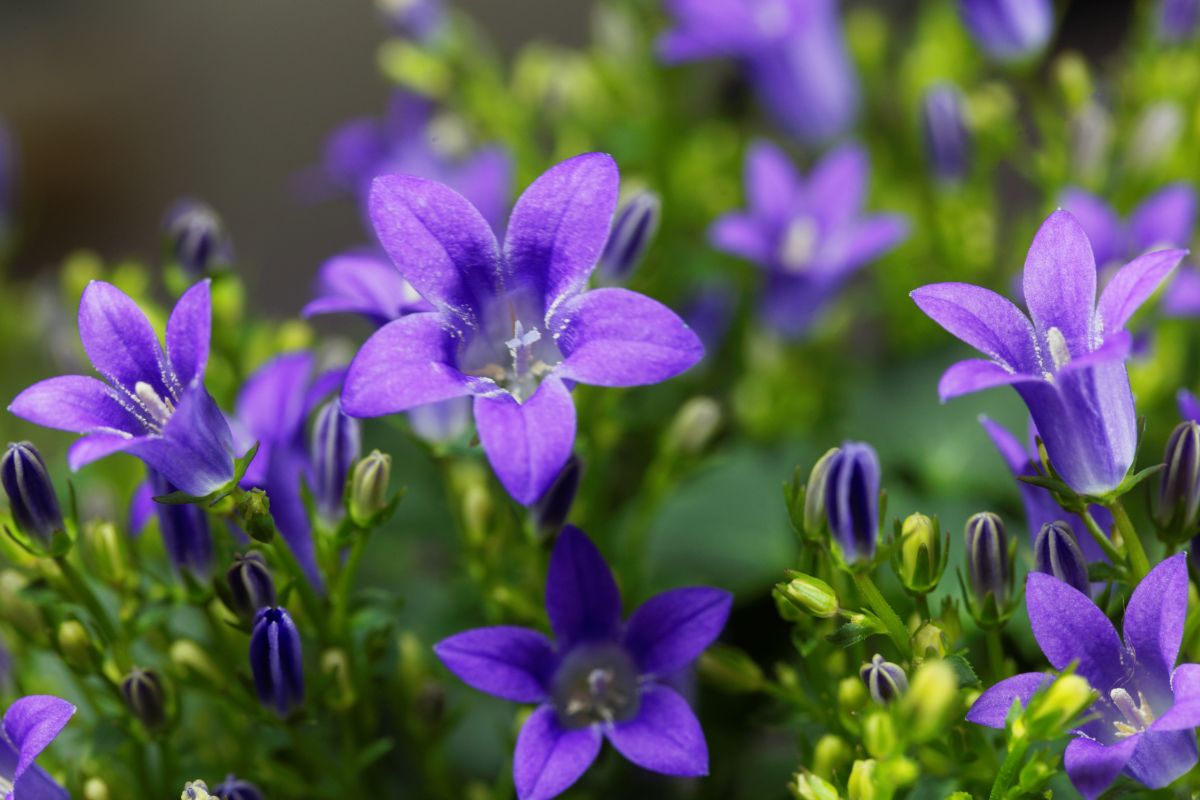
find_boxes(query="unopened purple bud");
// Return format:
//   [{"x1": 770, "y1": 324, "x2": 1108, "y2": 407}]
[
  {"x1": 824, "y1": 442, "x2": 881, "y2": 562},
  {"x1": 532, "y1": 455, "x2": 581, "y2": 537},
  {"x1": 213, "y1": 774, "x2": 265, "y2": 800},
  {"x1": 921, "y1": 84, "x2": 971, "y2": 182},
  {"x1": 1154, "y1": 420, "x2": 1200, "y2": 543},
  {"x1": 310, "y1": 398, "x2": 361, "y2": 519},
  {"x1": 1033, "y1": 521, "x2": 1090, "y2": 596},
  {"x1": 1, "y1": 442, "x2": 64, "y2": 549},
  {"x1": 163, "y1": 198, "x2": 234, "y2": 276},
  {"x1": 965, "y1": 512, "x2": 1012, "y2": 612},
  {"x1": 1159, "y1": 0, "x2": 1200, "y2": 42},
  {"x1": 226, "y1": 552, "x2": 276, "y2": 621},
  {"x1": 120, "y1": 666, "x2": 168, "y2": 731},
  {"x1": 149, "y1": 470, "x2": 213, "y2": 576},
  {"x1": 250, "y1": 606, "x2": 305, "y2": 717},
  {"x1": 597, "y1": 191, "x2": 660, "y2": 284},
  {"x1": 958, "y1": 0, "x2": 1053, "y2": 63},
  {"x1": 859, "y1": 654, "x2": 907, "y2": 704}
]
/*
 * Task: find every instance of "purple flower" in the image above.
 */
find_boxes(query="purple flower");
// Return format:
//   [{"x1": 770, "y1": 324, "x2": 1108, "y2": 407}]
[
  {"x1": 920, "y1": 83, "x2": 971, "y2": 182},
  {"x1": 377, "y1": 0, "x2": 443, "y2": 41},
  {"x1": 250, "y1": 606, "x2": 305, "y2": 718},
  {"x1": 146, "y1": 469, "x2": 213, "y2": 576},
  {"x1": 911, "y1": 211, "x2": 1185, "y2": 496},
  {"x1": 235, "y1": 353, "x2": 343, "y2": 588},
  {"x1": 958, "y1": 0, "x2": 1054, "y2": 63},
  {"x1": 1159, "y1": 0, "x2": 1200, "y2": 42},
  {"x1": 302, "y1": 250, "x2": 431, "y2": 327},
  {"x1": 310, "y1": 398, "x2": 360, "y2": 521},
  {"x1": 1180, "y1": 389, "x2": 1200, "y2": 422},
  {"x1": 968, "y1": 555, "x2": 1200, "y2": 798},
  {"x1": 711, "y1": 141, "x2": 907, "y2": 338},
  {"x1": 9, "y1": 281, "x2": 235, "y2": 498},
  {"x1": 1059, "y1": 183, "x2": 1195, "y2": 273},
  {"x1": 340, "y1": 153, "x2": 704, "y2": 505},
  {"x1": 658, "y1": 0, "x2": 858, "y2": 144},
  {"x1": 0, "y1": 694, "x2": 75, "y2": 800},
  {"x1": 435, "y1": 527, "x2": 731, "y2": 800},
  {"x1": 680, "y1": 284, "x2": 736, "y2": 356},
  {"x1": 1, "y1": 443, "x2": 64, "y2": 551},
  {"x1": 823, "y1": 441, "x2": 881, "y2": 563}
]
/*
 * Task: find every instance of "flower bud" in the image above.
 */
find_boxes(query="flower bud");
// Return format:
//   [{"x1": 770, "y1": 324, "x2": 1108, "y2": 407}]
[
  {"x1": 121, "y1": 667, "x2": 168, "y2": 732},
  {"x1": 0, "y1": 570, "x2": 44, "y2": 641},
  {"x1": 697, "y1": 643, "x2": 764, "y2": 694},
  {"x1": 212, "y1": 775, "x2": 264, "y2": 800},
  {"x1": 1033, "y1": 521, "x2": 1090, "y2": 596},
  {"x1": 226, "y1": 552, "x2": 276, "y2": 622},
  {"x1": 859, "y1": 654, "x2": 907, "y2": 705},
  {"x1": 310, "y1": 398, "x2": 361, "y2": 520},
  {"x1": 233, "y1": 488, "x2": 274, "y2": 545},
  {"x1": 81, "y1": 520, "x2": 130, "y2": 586},
  {"x1": 920, "y1": 84, "x2": 970, "y2": 182},
  {"x1": 862, "y1": 711, "x2": 897, "y2": 758},
  {"x1": 775, "y1": 572, "x2": 839, "y2": 618},
  {"x1": 597, "y1": 190, "x2": 661, "y2": 284},
  {"x1": 837, "y1": 675, "x2": 869, "y2": 717},
  {"x1": 148, "y1": 470, "x2": 215, "y2": 573},
  {"x1": 349, "y1": 450, "x2": 392, "y2": 527},
  {"x1": 532, "y1": 455, "x2": 581, "y2": 537},
  {"x1": 1, "y1": 442, "x2": 65, "y2": 550},
  {"x1": 902, "y1": 660, "x2": 958, "y2": 742},
  {"x1": 321, "y1": 648, "x2": 356, "y2": 710},
  {"x1": 169, "y1": 639, "x2": 224, "y2": 687},
  {"x1": 802, "y1": 448, "x2": 839, "y2": 540},
  {"x1": 57, "y1": 619, "x2": 95, "y2": 671},
  {"x1": 912, "y1": 622, "x2": 948, "y2": 661},
  {"x1": 664, "y1": 396, "x2": 722, "y2": 456},
  {"x1": 163, "y1": 199, "x2": 234, "y2": 276},
  {"x1": 847, "y1": 759, "x2": 878, "y2": 800},
  {"x1": 813, "y1": 734, "x2": 851, "y2": 779},
  {"x1": 1154, "y1": 421, "x2": 1200, "y2": 544},
  {"x1": 83, "y1": 777, "x2": 110, "y2": 800},
  {"x1": 250, "y1": 606, "x2": 304, "y2": 717},
  {"x1": 824, "y1": 442, "x2": 881, "y2": 563},
  {"x1": 958, "y1": 0, "x2": 1053, "y2": 63},
  {"x1": 964, "y1": 511, "x2": 1014, "y2": 624},
  {"x1": 181, "y1": 781, "x2": 214, "y2": 800},
  {"x1": 791, "y1": 771, "x2": 841, "y2": 800},
  {"x1": 894, "y1": 513, "x2": 946, "y2": 594},
  {"x1": 1019, "y1": 673, "x2": 1094, "y2": 741}
]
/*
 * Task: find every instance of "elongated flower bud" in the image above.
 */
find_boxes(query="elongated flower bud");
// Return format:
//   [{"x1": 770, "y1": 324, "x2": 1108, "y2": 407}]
[
  {"x1": 1159, "y1": 0, "x2": 1200, "y2": 43},
  {"x1": 121, "y1": 667, "x2": 168, "y2": 732},
  {"x1": 964, "y1": 511, "x2": 1013, "y2": 622},
  {"x1": 824, "y1": 442, "x2": 881, "y2": 562},
  {"x1": 801, "y1": 448, "x2": 839, "y2": 540},
  {"x1": 349, "y1": 450, "x2": 392, "y2": 527},
  {"x1": 921, "y1": 84, "x2": 970, "y2": 182},
  {"x1": 859, "y1": 654, "x2": 907, "y2": 705},
  {"x1": 212, "y1": 775, "x2": 264, "y2": 800},
  {"x1": 149, "y1": 471, "x2": 214, "y2": 576},
  {"x1": 81, "y1": 520, "x2": 130, "y2": 586},
  {"x1": 958, "y1": 0, "x2": 1053, "y2": 63},
  {"x1": 776, "y1": 572, "x2": 840, "y2": 619},
  {"x1": 1034, "y1": 521, "x2": 1090, "y2": 596},
  {"x1": 532, "y1": 455, "x2": 581, "y2": 537},
  {"x1": 597, "y1": 191, "x2": 660, "y2": 284},
  {"x1": 226, "y1": 552, "x2": 276, "y2": 621},
  {"x1": 163, "y1": 199, "x2": 234, "y2": 276},
  {"x1": 1, "y1": 441, "x2": 64, "y2": 549},
  {"x1": 1154, "y1": 421, "x2": 1200, "y2": 544},
  {"x1": 895, "y1": 513, "x2": 946, "y2": 594},
  {"x1": 250, "y1": 607, "x2": 304, "y2": 717},
  {"x1": 310, "y1": 398, "x2": 361, "y2": 520}
]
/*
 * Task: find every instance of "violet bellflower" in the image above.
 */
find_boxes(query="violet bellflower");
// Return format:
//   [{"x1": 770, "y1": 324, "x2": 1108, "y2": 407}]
[
  {"x1": 309, "y1": 397, "x2": 361, "y2": 520},
  {"x1": 340, "y1": 153, "x2": 705, "y2": 505},
  {"x1": 1059, "y1": 183, "x2": 1195, "y2": 275},
  {"x1": 376, "y1": 0, "x2": 443, "y2": 41},
  {"x1": 968, "y1": 554, "x2": 1200, "y2": 798},
  {"x1": 658, "y1": 0, "x2": 859, "y2": 144},
  {"x1": 9, "y1": 280, "x2": 236, "y2": 498},
  {"x1": 250, "y1": 606, "x2": 304, "y2": 718},
  {"x1": 710, "y1": 141, "x2": 908, "y2": 338},
  {"x1": 212, "y1": 774, "x2": 264, "y2": 800},
  {"x1": 0, "y1": 694, "x2": 75, "y2": 800},
  {"x1": 958, "y1": 0, "x2": 1054, "y2": 63},
  {"x1": 911, "y1": 210, "x2": 1185, "y2": 497},
  {"x1": 435, "y1": 527, "x2": 731, "y2": 800}
]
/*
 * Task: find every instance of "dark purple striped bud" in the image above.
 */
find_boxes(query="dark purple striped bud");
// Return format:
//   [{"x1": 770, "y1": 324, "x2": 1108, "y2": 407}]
[
  {"x1": 310, "y1": 398, "x2": 361, "y2": 520},
  {"x1": 1, "y1": 442, "x2": 64, "y2": 549},
  {"x1": 149, "y1": 470, "x2": 213, "y2": 576},
  {"x1": 964, "y1": 512, "x2": 1012, "y2": 617},
  {"x1": 1159, "y1": 0, "x2": 1200, "y2": 42},
  {"x1": 597, "y1": 191, "x2": 661, "y2": 284},
  {"x1": 121, "y1": 667, "x2": 168, "y2": 731},
  {"x1": 163, "y1": 198, "x2": 234, "y2": 276},
  {"x1": 1034, "y1": 521, "x2": 1090, "y2": 596},
  {"x1": 921, "y1": 84, "x2": 971, "y2": 182},
  {"x1": 859, "y1": 654, "x2": 907, "y2": 705},
  {"x1": 226, "y1": 552, "x2": 276, "y2": 621},
  {"x1": 824, "y1": 442, "x2": 881, "y2": 562},
  {"x1": 532, "y1": 455, "x2": 581, "y2": 537},
  {"x1": 250, "y1": 606, "x2": 304, "y2": 717},
  {"x1": 1154, "y1": 421, "x2": 1200, "y2": 544},
  {"x1": 213, "y1": 774, "x2": 265, "y2": 800}
]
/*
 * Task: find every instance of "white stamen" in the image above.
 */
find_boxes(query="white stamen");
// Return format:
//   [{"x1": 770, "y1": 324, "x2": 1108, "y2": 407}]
[
  {"x1": 134, "y1": 381, "x2": 174, "y2": 429},
  {"x1": 1046, "y1": 327, "x2": 1072, "y2": 372},
  {"x1": 778, "y1": 217, "x2": 819, "y2": 273},
  {"x1": 505, "y1": 320, "x2": 542, "y2": 354},
  {"x1": 1111, "y1": 687, "x2": 1155, "y2": 737}
]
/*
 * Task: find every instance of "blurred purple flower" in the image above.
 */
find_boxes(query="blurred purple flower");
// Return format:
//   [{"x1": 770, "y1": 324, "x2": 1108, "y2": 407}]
[
  {"x1": 958, "y1": 0, "x2": 1054, "y2": 63},
  {"x1": 658, "y1": 0, "x2": 859, "y2": 144},
  {"x1": 1159, "y1": 0, "x2": 1200, "y2": 42},
  {"x1": 1060, "y1": 183, "x2": 1195, "y2": 272},
  {"x1": 9, "y1": 281, "x2": 236, "y2": 498},
  {"x1": 921, "y1": 83, "x2": 971, "y2": 182},
  {"x1": 340, "y1": 154, "x2": 704, "y2": 505},
  {"x1": 212, "y1": 774, "x2": 264, "y2": 800},
  {"x1": 302, "y1": 250, "x2": 431, "y2": 327},
  {"x1": 0, "y1": 695, "x2": 75, "y2": 800},
  {"x1": 681, "y1": 283, "x2": 736, "y2": 355},
  {"x1": 968, "y1": 555, "x2": 1200, "y2": 798},
  {"x1": 912, "y1": 211, "x2": 1184, "y2": 496},
  {"x1": 435, "y1": 526, "x2": 731, "y2": 800},
  {"x1": 1180, "y1": 389, "x2": 1200, "y2": 422},
  {"x1": 376, "y1": 0, "x2": 443, "y2": 41},
  {"x1": 711, "y1": 140, "x2": 907, "y2": 338},
  {"x1": 162, "y1": 198, "x2": 235, "y2": 277}
]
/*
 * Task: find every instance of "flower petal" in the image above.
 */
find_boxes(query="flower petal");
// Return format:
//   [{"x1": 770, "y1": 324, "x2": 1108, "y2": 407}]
[
  {"x1": 805, "y1": 144, "x2": 867, "y2": 229},
  {"x1": 965, "y1": 672, "x2": 1050, "y2": 728},
  {"x1": 555, "y1": 288, "x2": 704, "y2": 387},
  {"x1": 1125, "y1": 728, "x2": 1198, "y2": 790},
  {"x1": 1123, "y1": 553, "x2": 1189, "y2": 688},
  {"x1": 368, "y1": 174, "x2": 501, "y2": 324},
  {"x1": 68, "y1": 434, "x2": 138, "y2": 471},
  {"x1": 544, "y1": 525, "x2": 621, "y2": 648},
  {"x1": 504, "y1": 153, "x2": 619, "y2": 311},
  {"x1": 129, "y1": 480, "x2": 155, "y2": 535},
  {"x1": 937, "y1": 359, "x2": 1040, "y2": 402},
  {"x1": 910, "y1": 282, "x2": 1039, "y2": 373},
  {"x1": 606, "y1": 685, "x2": 708, "y2": 777},
  {"x1": 513, "y1": 706, "x2": 601, "y2": 800},
  {"x1": 453, "y1": 146, "x2": 512, "y2": 234},
  {"x1": 10, "y1": 760, "x2": 69, "y2": 800},
  {"x1": 166, "y1": 279, "x2": 211, "y2": 389},
  {"x1": 1130, "y1": 183, "x2": 1197, "y2": 253},
  {"x1": 1059, "y1": 187, "x2": 1126, "y2": 269},
  {"x1": 1025, "y1": 571, "x2": 1125, "y2": 693},
  {"x1": 474, "y1": 376, "x2": 576, "y2": 506},
  {"x1": 302, "y1": 251, "x2": 428, "y2": 325},
  {"x1": 260, "y1": 450, "x2": 323, "y2": 591},
  {"x1": 1179, "y1": 389, "x2": 1200, "y2": 423},
  {"x1": 1096, "y1": 248, "x2": 1186, "y2": 336},
  {"x1": 236, "y1": 353, "x2": 315, "y2": 444},
  {"x1": 128, "y1": 382, "x2": 234, "y2": 497},
  {"x1": 708, "y1": 213, "x2": 771, "y2": 264},
  {"x1": 623, "y1": 588, "x2": 732, "y2": 677},
  {"x1": 1163, "y1": 266, "x2": 1200, "y2": 317},
  {"x1": 9, "y1": 375, "x2": 140, "y2": 436},
  {"x1": 77, "y1": 281, "x2": 171, "y2": 397},
  {"x1": 1022, "y1": 210, "x2": 1098, "y2": 358},
  {"x1": 1064, "y1": 735, "x2": 1140, "y2": 800},
  {"x1": 821, "y1": 214, "x2": 908, "y2": 275},
  {"x1": 979, "y1": 415, "x2": 1032, "y2": 476},
  {"x1": 341, "y1": 313, "x2": 472, "y2": 418},
  {"x1": 1151, "y1": 663, "x2": 1200, "y2": 732},
  {"x1": 745, "y1": 140, "x2": 799, "y2": 222},
  {"x1": 2, "y1": 695, "x2": 74, "y2": 787},
  {"x1": 434, "y1": 626, "x2": 555, "y2": 703}
]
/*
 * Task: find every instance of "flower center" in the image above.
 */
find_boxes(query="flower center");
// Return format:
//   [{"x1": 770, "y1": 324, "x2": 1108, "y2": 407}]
[
  {"x1": 552, "y1": 643, "x2": 641, "y2": 729},
  {"x1": 1110, "y1": 687, "x2": 1156, "y2": 737},
  {"x1": 134, "y1": 381, "x2": 176, "y2": 432},
  {"x1": 778, "y1": 217, "x2": 819, "y2": 273}
]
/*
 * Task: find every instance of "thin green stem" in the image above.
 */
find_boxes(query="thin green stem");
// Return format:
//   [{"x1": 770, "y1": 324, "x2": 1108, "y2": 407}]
[
  {"x1": 989, "y1": 737, "x2": 1031, "y2": 800},
  {"x1": 268, "y1": 528, "x2": 332, "y2": 645},
  {"x1": 915, "y1": 593, "x2": 932, "y2": 621},
  {"x1": 985, "y1": 627, "x2": 1006, "y2": 681},
  {"x1": 1078, "y1": 509, "x2": 1123, "y2": 565},
  {"x1": 853, "y1": 572, "x2": 911, "y2": 659},
  {"x1": 1107, "y1": 501, "x2": 1150, "y2": 582}
]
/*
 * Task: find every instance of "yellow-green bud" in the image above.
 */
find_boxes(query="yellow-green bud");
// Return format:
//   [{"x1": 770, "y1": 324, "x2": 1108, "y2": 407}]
[
  {"x1": 776, "y1": 572, "x2": 839, "y2": 618},
  {"x1": 181, "y1": 780, "x2": 213, "y2": 800},
  {"x1": 903, "y1": 660, "x2": 958, "y2": 742},
  {"x1": 813, "y1": 734, "x2": 852, "y2": 779},
  {"x1": 235, "y1": 488, "x2": 274, "y2": 543},
  {"x1": 697, "y1": 643, "x2": 764, "y2": 693},
  {"x1": 322, "y1": 648, "x2": 357, "y2": 710},
  {"x1": 81, "y1": 520, "x2": 130, "y2": 586},
  {"x1": 57, "y1": 620, "x2": 95, "y2": 671},
  {"x1": 791, "y1": 770, "x2": 842, "y2": 800},
  {"x1": 349, "y1": 450, "x2": 392, "y2": 527},
  {"x1": 912, "y1": 622, "x2": 948, "y2": 661},
  {"x1": 0, "y1": 570, "x2": 45, "y2": 641},
  {"x1": 838, "y1": 675, "x2": 869, "y2": 715},
  {"x1": 664, "y1": 396, "x2": 722, "y2": 456},
  {"x1": 169, "y1": 639, "x2": 224, "y2": 686},
  {"x1": 803, "y1": 448, "x2": 840, "y2": 539},
  {"x1": 894, "y1": 513, "x2": 946, "y2": 594},
  {"x1": 847, "y1": 759, "x2": 878, "y2": 800},
  {"x1": 1020, "y1": 673, "x2": 1094, "y2": 741},
  {"x1": 862, "y1": 711, "x2": 897, "y2": 758},
  {"x1": 83, "y1": 777, "x2": 110, "y2": 800}
]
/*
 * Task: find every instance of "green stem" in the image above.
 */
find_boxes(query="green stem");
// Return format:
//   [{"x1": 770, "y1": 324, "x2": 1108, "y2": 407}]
[
  {"x1": 853, "y1": 572, "x2": 911, "y2": 659},
  {"x1": 333, "y1": 526, "x2": 370, "y2": 635},
  {"x1": 269, "y1": 529, "x2": 332, "y2": 645},
  {"x1": 915, "y1": 593, "x2": 932, "y2": 621},
  {"x1": 989, "y1": 737, "x2": 1031, "y2": 800},
  {"x1": 1078, "y1": 509, "x2": 1123, "y2": 565},
  {"x1": 1107, "y1": 501, "x2": 1151, "y2": 582},
  {"x1": 985, "y1": 627, "x2": 1006, "y2": 681}
]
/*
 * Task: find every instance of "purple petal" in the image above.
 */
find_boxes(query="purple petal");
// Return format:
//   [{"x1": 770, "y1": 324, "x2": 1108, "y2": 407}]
[
  {"x1": 434, "y1": 626, "x2": 555, "y2": 703},
  {"x1": 236, "y1": 353, "x2": 314, "y2": 445},
  {"x1": 965, "y1": 672, "x2": 1050, "y2": 728},
  {"x1": 2, "y1": 695, "x2": 74, "y2": 787},
  {"x1": 804, "y1": 144, "x2": 867, "y2": 229},
  {"x1": 745, "y1": 140, "x2": 799, "y2": 222},
  {"x1": 77, "y1": 281, "x2": 171, "y2": 397},
  {"x1": 1064, "y1": 735, "x2": 1140, "y2": 800},
  {"x1": 304, "y1": 368, "x2": 346, "y2": 417},
  {"x1": 166, "y1": 280, "x2": 211, "y2": 388},
  {"x1": 656, "y1": 0, "x2": 768, "y2": 61},
  {"x1": 474, "y1": 376, "x2": 576, "y2": 506},
  {"x1": 503, "y1": 153, "x2": 619, "y2": 310},
  {"x1": 821, "y1": 214, "x2": 908, "y2": 276},
  {"x1": 1022, "y1": 210, "x2": 1097, "y2": 359},
  {"x1": 128, "y1": 382, "x2": 234, "y2": 497},
  {"x1": 1096, "y1": 249, "x2": 1186, "y2": 335},
  {"x1": 407, "y1": 396, "x2": 473, "y2": 444},
  {"x1": 1059, "y1": 188, "x2": 1126, "y2": 269},
  {"x1": 129, "y1": 480, "x2": 155, "y2": 535},
  {"x1": 555, "y1": 289, "x2": 704, "y2": 387},
  {"x1": 979, "y1": 415, "x2": 1031, "y2": 475},
  {"x1": 622, "y1": 588, "x2": 732, "y2": 677},
  {"x1": 9, "y1": 375, "x2": 140, "y2": 436},
  {"x1": 708, "y1": 213, "x2": 771, "y2": 264},
  {"x1": 454, "y1": 146, "x2": 512, "y2": 234},
  {"x1": 1130, "y1": 183, "x2": 1197, "y2": 253},
  {"x1": 937, "y1": 359, "x2": 1040, "y2": 402},
  {"x1": 368, "y1": 174, "x2": 501, "y2": 324},
  {"x1": 302, "y1": 251, "x2": 428, "y2": 325},
  {"x1": 1125, "y1": 728, "x2": 1198, "y2": 790},
  {"x1": 1057, "y1": 330, "x2": 1133, "y2": 374},
  {"x1": 1163, "y1": 265, "x2": 1200, "y2": 318},
  {"x1": 759, "y1": 273, "x2": 838, "y2": 339},
  {"x1": 1025, "y1": 571, "x2": 1125, "y2": 693},
  {"x1": 513, "y1": 705, "x2": 602, "y2": 800},
  {"x1": 544, "y1": 526, "x2": 621, "y2": 647},
  {"x1": 260, "y1": 449, "x2": 324, "y2": 591},
  {"x1": 9, "y1": 760, "x2": 69, "y2": 800},
  {"x1": 605, "y1": 685, "x2": 708, "y2": 777},
  {"x1": 68, "y1": 434, "x2": 139, "y2": 470},
  {"x1": 341, "y1": 313, "x2": 471, "y2": 418},
  {"x1": 1180, "y1": 389, "x2": 1200, "y2": 422},
  {"x1": 1123, "y1": 553, "x2": 1188, "y2": 687},
  {"x1": 1153, "y1": 663, "x2": 1200, "y2": 731},
  {"x1": 910, "y1": 282, "x2": 1039, "y2": 373}
]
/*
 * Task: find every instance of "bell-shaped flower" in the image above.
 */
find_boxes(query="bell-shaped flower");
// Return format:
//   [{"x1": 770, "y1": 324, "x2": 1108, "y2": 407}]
[{"x1": 0, "y1": 694, "x2": 76, "y2": 800}]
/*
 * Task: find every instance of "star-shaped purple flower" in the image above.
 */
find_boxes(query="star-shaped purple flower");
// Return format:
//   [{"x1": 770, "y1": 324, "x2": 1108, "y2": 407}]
[
  {"x1": 0, "y1": 694, "x2": 75, "y2": 800},
  {"x1": 435, "y1": 526, "x2": 731, "y2": 800},
  {"x1": 9, "y1": 280, "x2": 235, "y2": 498},
  {"x1": 912, "y1": 210, "x2": 1185, "y2": 496},
  {"x1": 658, "y1": 0, "x2": 859, "y2": 144},
  {"x1": 711, "y1": 140, "x2": 908, "y2": 338},
  {"x1": 968, "y1": 554, "x2": 1200, "y2": 798},
  {"x1": 1059, "y1": 183, "x2": 1195, "y2": 274},
  {"x1": 302, "y1": 249, "x2": 431, "y2": 328},
  {"x1": 340, "y1": 153, "x2": 704, "y2": 504}
]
